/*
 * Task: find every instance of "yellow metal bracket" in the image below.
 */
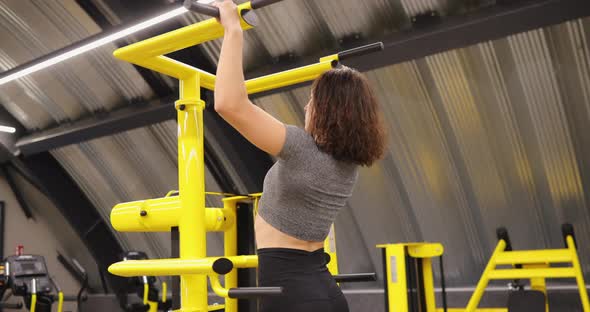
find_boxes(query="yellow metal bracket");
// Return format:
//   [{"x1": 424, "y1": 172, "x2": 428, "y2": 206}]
[{"x1": 407, "y1": 243, "x2": 444, "y2": 258}]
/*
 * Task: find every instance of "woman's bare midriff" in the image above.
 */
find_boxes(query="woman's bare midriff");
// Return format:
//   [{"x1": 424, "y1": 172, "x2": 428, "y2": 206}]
[{"x1": 255, "y1": 214, "x2": 325, "y2": 251}]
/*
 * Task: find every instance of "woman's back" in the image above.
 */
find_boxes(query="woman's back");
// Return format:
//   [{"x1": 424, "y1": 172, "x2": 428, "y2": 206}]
[{"x1": 256, "y1": 125, "x2": 358, "y2": 248}]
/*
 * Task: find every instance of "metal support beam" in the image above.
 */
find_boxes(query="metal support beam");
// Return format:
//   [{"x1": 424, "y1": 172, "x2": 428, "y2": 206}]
[
  {"x1": 345, "y1": 0, "x2": 590, "y2": 73},
  {"x1": 16, "y1": 97, "x2": 176, "y2": 156},
  {"x1": 1, "y1": 165, "x2": 34, "y2": 219}
]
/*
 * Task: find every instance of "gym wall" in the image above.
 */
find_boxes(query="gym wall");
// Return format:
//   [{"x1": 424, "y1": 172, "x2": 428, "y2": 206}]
[{"x1": 0, "y1": 171, "x2": 99, "y2": 311}]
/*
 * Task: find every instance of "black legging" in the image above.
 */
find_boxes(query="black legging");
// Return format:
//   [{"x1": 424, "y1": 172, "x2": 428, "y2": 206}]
[{"x1": 257, "y1": 248, "x2": 349, "y2": 312}]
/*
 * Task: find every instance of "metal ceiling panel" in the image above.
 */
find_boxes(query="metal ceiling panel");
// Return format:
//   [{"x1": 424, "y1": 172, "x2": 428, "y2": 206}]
[
  {"x1": 186, "y1": 0, "x2": 402, "y2": 67},
  {"x1": 0, "y1": 0, "x2": 153, "y2": 129},
  {"x1": 400, "y1": 0, "x2": 446, "y2": 16},
  {"x1": 313, "y1": 0, "x2": 400, "y2": 39}
]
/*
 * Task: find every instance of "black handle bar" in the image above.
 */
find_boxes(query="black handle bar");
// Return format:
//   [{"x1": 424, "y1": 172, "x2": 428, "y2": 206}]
[
  {"x1": 338, "y1": 42, "x2": 384, "y2": 61},
  {"x1": 184, "y1": 0, "x2": 284, "y2": 17},
  {"x1": 251, "y1": 0, "x2": 284, "y2": 9},
  {"x1": 227, "y1": 287, "x2": 283, "y2": 299},
  {"x1": 334, "y1": 273, "x2": 377, "y2": 283}
]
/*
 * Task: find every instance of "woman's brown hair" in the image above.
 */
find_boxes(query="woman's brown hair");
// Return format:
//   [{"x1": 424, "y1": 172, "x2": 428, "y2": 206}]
[{"x1": 308, "y1": 66, "x2": 386, "y2": 166}]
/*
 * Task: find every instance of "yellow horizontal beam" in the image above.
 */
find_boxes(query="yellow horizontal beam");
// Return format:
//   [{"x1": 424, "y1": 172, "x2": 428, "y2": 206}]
[
  {"x1": 110, "y1": 258, "x2": 218, "y2": 277},
  {"x1": 109, "y1": 256, "x2": 258, "y2": 277},
  {"x1": 228, "y1": 255, "x2": 258, "y2": 268},
  {"x1": 488, "y1": 267, "x2": 575, "y2": 279},
  {"x1": 495, "y1": 249, "x2": 572, "y2": 265},
  {"x1": 111, "y1": 196, "x2": 229, "y2": 232},
  {"x1": 111, "y1": 196, "x2": 181, "y2": 231},
  {"x1": 114, "y1": 3, "x2": 253, "y2": 61},
  {"x1": 245, "y1": 58, "x2": 337, "y2": 94},
  {"x1": 407, "y1": 243, "x2": 444, "y2": 258}
]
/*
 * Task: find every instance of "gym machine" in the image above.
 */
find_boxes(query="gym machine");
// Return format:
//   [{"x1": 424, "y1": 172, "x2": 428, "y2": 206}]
[
  {"x1": 378, "y1": 223, "x2": 589, "y2": 312},
  {"x1": 117, "y1": 251, "x2": 171, "y2": 312},
  {"x1": 108, "y1": 0, "x2": 384, "y2": 311},
  {"x1": 0, "y1": 254, "x2": 84, "y2": 312}
]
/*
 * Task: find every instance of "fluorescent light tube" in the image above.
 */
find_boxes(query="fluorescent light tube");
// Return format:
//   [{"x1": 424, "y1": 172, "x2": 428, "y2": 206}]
[
  {"x1": 0, "y1": 126, "x2": 16, "y2": 133},
  {"x1": 0, "y1": 6, "x2": 188, "y2": 86}
]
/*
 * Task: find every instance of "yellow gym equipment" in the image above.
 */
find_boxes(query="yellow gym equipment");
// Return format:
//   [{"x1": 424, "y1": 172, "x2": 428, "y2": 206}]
[
  {"x1": 378, "y1": 224, "x2": 589, "y2": 312},
  {"x1": 107, "y1": 1, "x2": 384, "y2": 311},
  {"x1": 378, "y1": 243, "x2": 446, "y2": 312}
]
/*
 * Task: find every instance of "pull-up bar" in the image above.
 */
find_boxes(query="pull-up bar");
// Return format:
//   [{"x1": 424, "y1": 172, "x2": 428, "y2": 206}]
[{"x1": 184, "y1": 0, "x2": 284, "y2": 19}]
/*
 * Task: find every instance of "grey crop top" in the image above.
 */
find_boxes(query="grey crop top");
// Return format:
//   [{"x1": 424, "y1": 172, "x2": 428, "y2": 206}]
[{"x1": 258, "y1": 125, "x2": 359, "y2": 242}]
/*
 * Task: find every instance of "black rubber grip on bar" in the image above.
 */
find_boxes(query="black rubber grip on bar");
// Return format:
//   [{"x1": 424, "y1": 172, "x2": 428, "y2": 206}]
[
  {"x1": 212, "y1": 258, "x2": 234, "y2": 275},
  {"x1": 334, "y1": 273, "x2": 377, "y2": 283},
  {"x1": 561, "y1": 223, "x2": 576, "y2": 248},
  {"x1": 184, "y1": 0, "x2": 220, "y2": 18},
  {"x1": 227, "y1": 287, "x2": 283, "y2": 298},
  {"x1": 250, "y1": 0, "x2": 284, "y2": 9},
  {"x1": 338, "y1": 42, "x2": 384, "y2": 61}
]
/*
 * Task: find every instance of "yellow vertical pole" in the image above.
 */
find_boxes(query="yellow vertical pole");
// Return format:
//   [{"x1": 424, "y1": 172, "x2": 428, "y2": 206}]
[
  {"x1": 177, "y1": 73, "x2": 208, "y2": 311},
  {"x1": 422, "y1": 258, "x2": 436, "y2": 312},
  {"x1": 567, "y1": 236, "x2": 590, "y2": 312},
  {"x1": 465, "y1": 240, "x2": 506, "y2": 312},
  {"x1": 57, "y1": 292, "x2": 64, "y2": 312},
  {"x1": 223, "y1": 198, "x2": 239, "y2": 312}
]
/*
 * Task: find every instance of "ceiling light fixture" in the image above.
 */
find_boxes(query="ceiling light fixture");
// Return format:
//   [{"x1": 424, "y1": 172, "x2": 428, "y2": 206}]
[
  {"x1": 0, "y1": 126, "x2": 16, "y2": 134},
  {"x1": 0, "y1": 6, "x2": 188, "y2": 86}
]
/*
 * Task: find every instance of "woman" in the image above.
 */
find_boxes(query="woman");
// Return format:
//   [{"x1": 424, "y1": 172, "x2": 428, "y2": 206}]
[{"x1": 213, "y1": 1, "x2": 386, "y2": 311}]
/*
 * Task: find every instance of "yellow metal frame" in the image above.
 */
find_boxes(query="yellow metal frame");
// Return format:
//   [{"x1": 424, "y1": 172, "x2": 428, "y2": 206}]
[
  {"x1": 109, "y1": 4, "x2": 340, "y2": 311},
  {"x1": 379, "y1": 238, "x2": 589, "y2": 312},
  {"x1": 30, "y1": 278, "x2": 37, "y2": 312},
  {"x1": 377, "y1": 243, "x2": 444, "y2": 312},
  {"x1": 30, "y1": 294, "x2": 36, "y2": 312},
  {"x1": 57, "y1": 291, "x2": 64, "y2": 312},
  {"x1": 464, "y1": 235, "x2": 589, "y2": 312}
]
